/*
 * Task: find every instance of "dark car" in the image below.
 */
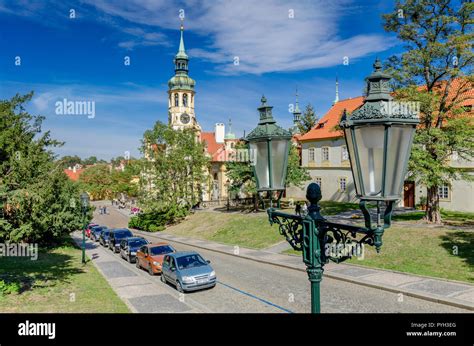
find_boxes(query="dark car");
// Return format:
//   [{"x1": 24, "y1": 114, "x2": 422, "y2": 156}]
[
  {"x1": 109, "y1": 228, "x2": 133, "y2": 253},
  {"x1": 119, "y1": 237, "x2": 149, "y2": 263},
  {"x1": 90, "y1": 226, "x2": 108, "y2": 242},
  {"x1": 99, "y1": 229, "x2": 111, "y2": 247},
  {"x1": 161, "y1": 251, "x2": 216, "y2": 292}
]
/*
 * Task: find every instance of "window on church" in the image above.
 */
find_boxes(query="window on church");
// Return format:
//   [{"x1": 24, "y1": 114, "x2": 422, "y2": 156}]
[
  {"x1": 174, "y1": 93, "x2": 179, "y2": 107},
  {"x1": 183, "y1": 94, "x2": 188, "y2": 107}
]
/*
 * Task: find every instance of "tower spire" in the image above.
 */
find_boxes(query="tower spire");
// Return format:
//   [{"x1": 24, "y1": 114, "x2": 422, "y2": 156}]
[
  {"x1": 178, "y1": 20, "x2": 186, "y2": 57},
  {"x1": 292, "y1": 86, "x2": 302, "y2": 135},
  {"x1": 294, "y1": 86, "x2": 301, "y2": 114},
  {"x1": 173, "y1": 20, "x2": 189, "y2": 75},
  {"x1": 225, "y1": 117, "x2": 236, "y2": 139},
  {"x1": 333, "y1": 76, "x2": 339, "y2": 104}
]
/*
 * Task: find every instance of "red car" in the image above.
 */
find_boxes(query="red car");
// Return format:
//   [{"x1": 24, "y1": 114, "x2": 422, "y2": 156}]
[
  {"x1": 85, "y1": 223, "x2": 98, "y2": 238},
  {"x1": 136, "y1": 243, "x2": 176, "y2": 275}
]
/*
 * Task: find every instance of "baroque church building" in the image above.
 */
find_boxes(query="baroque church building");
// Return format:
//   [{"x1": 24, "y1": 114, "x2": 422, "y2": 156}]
[{"x1": 166, "y1": 24, "x2": 239, "y2": 202}]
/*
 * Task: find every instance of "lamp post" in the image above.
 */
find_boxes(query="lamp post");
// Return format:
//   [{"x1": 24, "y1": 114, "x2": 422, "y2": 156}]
[
  {"x1": 247, "y1": 60, "x2": 419, "y2": 313},
  {"x1": 80, "y1": 192, "x2": 90, "y2": 264}
]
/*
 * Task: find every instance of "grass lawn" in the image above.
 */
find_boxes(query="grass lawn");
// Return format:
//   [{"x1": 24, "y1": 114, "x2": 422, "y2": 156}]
[
  {"x1": 392, "y1": 209, "x2": 474, "y2": 226},
  {"x1": 167, "y1": 206, "x2": 472, "y2": 283},
  {"x1": 0, "y1": 237, "x2": 129, "y2": 313},
  {"x1": 285, "y1": 226, "x2": 473, "y2": 283},
  {"x1": 166, "y1": 212, "x2": 282, "y2": 249}
]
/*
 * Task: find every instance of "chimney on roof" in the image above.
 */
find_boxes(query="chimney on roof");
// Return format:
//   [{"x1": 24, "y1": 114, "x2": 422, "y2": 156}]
[
  {"x1": 333, "y1": 76, "x2": 339, "y2": 105},
  {"x1": 215, "y1": 123, "x2": 225, "y2": 143}
]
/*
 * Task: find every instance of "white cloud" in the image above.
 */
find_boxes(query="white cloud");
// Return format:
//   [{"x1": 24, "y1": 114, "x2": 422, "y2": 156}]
[
  {"x1": 81, "y1": 0, "x2": 396, "y2": 74},
  {"x1": 32, "y1": 92, "x2": 55, "y2": 111},
  {"x1": 119, "y1": 26, "x2": 170, "y2": 50},
  {"x1": 1, "y1": 0, "x2": 395, "y2": 73}
]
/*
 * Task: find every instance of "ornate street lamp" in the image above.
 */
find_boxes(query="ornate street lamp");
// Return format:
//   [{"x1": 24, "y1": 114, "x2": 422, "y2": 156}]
[
  {"x1": 246, "y1": 95, "x2": 292, "y2": 205},
  {"x1": 340, "y1": 58, "x2": 419, "y2": 203},
  {"x1": 253, "y1": 59, "x2": 419, "y2": 313},
  {"x1": 80, "y1": 192, "x2": 90, "y2": 264}
]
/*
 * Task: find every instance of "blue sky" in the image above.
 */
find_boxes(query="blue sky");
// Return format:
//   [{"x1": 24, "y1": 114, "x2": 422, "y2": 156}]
[{"x1": 0, "y1": 0, "x2": 402, "y2": 160}]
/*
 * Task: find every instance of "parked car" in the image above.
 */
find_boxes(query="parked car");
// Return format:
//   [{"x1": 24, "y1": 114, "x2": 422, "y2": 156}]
[
  {"x1": 119, "y1": 237, "x2": 149, "y2": 263},
  {"x1": 90, "y1": 226, "x2": 107, "y2": 242},
  {"x1": 136, "y1": 243, "x2": 176, "y2": 275},
  {"x1": 161, "y1": 251, "x2": 216, "y2": 292},
  {"x1": 86, "y1": 223, "x2": 98, "y2": 238},
  {"x1": 108, "y1": 228, "x2": 133, "y2": 253},
  {"x1": 99, "y1": 229, "x2": 111, "y2": 247}
]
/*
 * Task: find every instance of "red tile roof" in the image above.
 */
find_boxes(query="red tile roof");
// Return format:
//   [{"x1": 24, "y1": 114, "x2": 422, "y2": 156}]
[
  {"x1": 299, "y1": 77, "x2": 473, "y2": 142},
  {"x1": 299, "y1": 97, "x2": 364, "y2": 142},
  {"x1": 201, "y1": 132, "x2": 225, "y2": 161},
  {"x1": 64, "y1": 168, "x2": 84, "y2": 181}
]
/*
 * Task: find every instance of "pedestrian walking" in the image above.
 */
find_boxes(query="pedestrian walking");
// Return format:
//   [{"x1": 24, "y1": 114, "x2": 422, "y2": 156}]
[
  {"x1": 302, "y1": 202, "x2": 308, "y2": 216},
  {"x1": 295, "y1": 201, "x2": 302, "y2": 216}
]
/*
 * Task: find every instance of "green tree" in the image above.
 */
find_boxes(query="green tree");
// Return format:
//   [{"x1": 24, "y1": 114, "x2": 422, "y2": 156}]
[
  {"x1": 110, "y1": 160, "x2": 141, "y2": 198},
  {"x1": 0, "y1": 93, "x2": 86, "y2": 243},
  {"x1": 78, "y1": 164, "x2": 114, "y2": 200},
  {"x1": 383, "y1": 0, "x2": 474, "y2": 223},
  {"x1": 297, "y1": 104, "x2": 318, "y2": 135},
  {"x1": 82, "y1": 156, "x2": 98, "y2": 165},
  {"x1": 139, "y1": 121, "x2": 209, "y2": 213},
  {"x1": 286, "y1": 145, "x2": 311, "y2": 188},
  {"x1": 58, "y1": 155, "x2": 82, "y2": 169}
]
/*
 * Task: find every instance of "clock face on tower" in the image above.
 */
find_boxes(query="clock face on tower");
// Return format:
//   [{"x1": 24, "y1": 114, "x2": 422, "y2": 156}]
[{"x1": 180, "y1": 113, "x2": 190, "y2": 124}]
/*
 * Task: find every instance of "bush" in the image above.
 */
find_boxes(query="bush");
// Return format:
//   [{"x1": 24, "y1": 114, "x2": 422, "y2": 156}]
[
  {"x1": 0, "y1": 279, "x2": 21, "y2": 296},
  {"x1": 128, "y1": 205, "x2": 188, "y2": 232}
]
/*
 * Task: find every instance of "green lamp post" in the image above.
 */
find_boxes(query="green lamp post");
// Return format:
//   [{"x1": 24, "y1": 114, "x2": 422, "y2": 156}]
[
  {"x1": 80, "y1": 192, "x2": 90, "y2": 264},
  {"x1": 246, "y1": 95, "x2": 292, "y2": 206},
  {"x1": 247, "y1": 59, "x2": 419, "y2": 313}
]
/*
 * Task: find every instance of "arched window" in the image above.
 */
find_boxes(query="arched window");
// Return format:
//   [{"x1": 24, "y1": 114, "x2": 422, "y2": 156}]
[
  {"x1": 174, "y1": 93, "x2": 179, "y2": 107},
  {"x1": 183, "y1": 94, "x2": 188, "y2": 107}
]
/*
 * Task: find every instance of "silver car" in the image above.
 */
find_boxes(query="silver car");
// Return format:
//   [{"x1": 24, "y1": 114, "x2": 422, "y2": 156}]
[{"x1": 161, "y1": 251, "x2": 216, "y2": 293}]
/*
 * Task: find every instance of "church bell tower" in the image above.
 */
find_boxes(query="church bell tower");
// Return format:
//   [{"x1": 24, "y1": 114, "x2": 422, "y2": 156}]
[{"x1": 168, "y1": 22, "x2": 200, "y2": 131}]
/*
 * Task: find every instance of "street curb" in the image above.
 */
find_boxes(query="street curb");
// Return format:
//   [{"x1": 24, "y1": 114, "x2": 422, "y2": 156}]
[{"x1": 132, "y1": 229, "x2": 474, "y2": 311}]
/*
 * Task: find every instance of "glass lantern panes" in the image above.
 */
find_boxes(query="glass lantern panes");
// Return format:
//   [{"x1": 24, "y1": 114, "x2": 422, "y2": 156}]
[
  {"x1": 353, "y1": 125, "x2": 385, "y2": 197},
  {"x1": 270, "y1": 139, "x2": 289, "y2": 190}
]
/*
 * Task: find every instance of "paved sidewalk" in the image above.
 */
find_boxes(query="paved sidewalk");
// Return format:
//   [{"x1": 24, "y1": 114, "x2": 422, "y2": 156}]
[
  {"x1": 131, "y1": 229, "x2": 474, "y2": 311},
  {"x1": 70, "y1": 231, "x2": 217, "y2": 313}
]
